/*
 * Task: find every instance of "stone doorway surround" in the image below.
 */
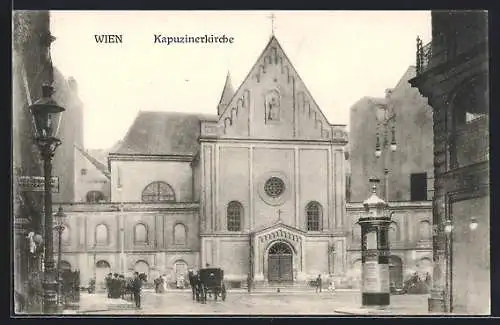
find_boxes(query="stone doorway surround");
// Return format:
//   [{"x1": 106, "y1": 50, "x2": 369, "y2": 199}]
[{"x1": 251, "y1": 221, "x2": 306, "y2": 283}]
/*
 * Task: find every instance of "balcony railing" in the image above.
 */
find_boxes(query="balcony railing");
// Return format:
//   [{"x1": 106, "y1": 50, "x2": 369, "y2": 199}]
[{"x1": 416, "y1": 37, "x2": 432, "y2": 76}]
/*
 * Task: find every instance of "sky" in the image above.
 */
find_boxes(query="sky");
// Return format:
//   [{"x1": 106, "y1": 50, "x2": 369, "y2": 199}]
[{"x1": 50, "y1": 11, "x2": 431, "y2": 150}]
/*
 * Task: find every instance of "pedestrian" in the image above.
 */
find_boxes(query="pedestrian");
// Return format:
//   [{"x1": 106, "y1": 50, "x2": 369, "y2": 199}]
[
  {"x1": 162, "y1": 274, "x2": 167, "y2": 292},
  {"x1": 315, "y1": 274, "x2": 322, "y2": 293},
  {"x1": 247, "y1": 273, "x2": 252, "y2": 293},
  {"x1": 119, "y1": 275, "x2": 126, "y2": 298},
  {"x1": 328, "y1": 277, "x2": 336, "y2": 293},
  {"x1": 132, "y1": 272, "x2": 142, "y2": 309},
  {"x1": 105, "y1": 273, "x2": 113, "y2": 298},
  {"x1": 188, "y1": 270, "x2": 196, "y2": 301},
  {"x1": 111, "y1": 273, "x2": 120, "y2": 298}
]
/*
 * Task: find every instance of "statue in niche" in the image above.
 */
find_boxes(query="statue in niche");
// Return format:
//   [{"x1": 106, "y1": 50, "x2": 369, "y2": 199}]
[{"x1": 265, "y1": 90, "x2": 280, "y2": 122}]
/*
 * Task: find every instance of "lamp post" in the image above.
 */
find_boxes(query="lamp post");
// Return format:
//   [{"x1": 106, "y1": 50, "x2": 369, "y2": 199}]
[
  {"x1": 93, "y1": 243, "x2": 97, "y2": 281},
  {"x1": 54, "y1": 206, "x2": 66, "y2": 306},
  {"x1": 29, "y1": 84, "x2": 65, "y2": 314},
  {"x1": 359, "y1": 177, "x2": 392, "y2": 308},
  {"x1": 117, "y1": 185, "x2": 125, "y2": 275},
  {"x1": 374, "y1": 100, "x2": 397, "y2": 202}
]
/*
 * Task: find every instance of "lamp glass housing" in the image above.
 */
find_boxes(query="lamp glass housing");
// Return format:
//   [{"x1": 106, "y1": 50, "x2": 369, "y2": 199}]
[
  {"x1": 29, "y1": 85, "x2": 65, "y2": 139},
  {"x1": 375, "y1": 149, "x2": 382, "y2": 158},
  {"x1": 444, "y1": 220, "x2": 453, "y2": 234},
  {"x1": 390, "y1": 143, "x2": 397, "y2": 152},
  {"x1": 54, "y1": 206, "x2": 67, "y2": 226},
  {"x1": 469, "y1": 218, "x2": 478, "y2": 231}
]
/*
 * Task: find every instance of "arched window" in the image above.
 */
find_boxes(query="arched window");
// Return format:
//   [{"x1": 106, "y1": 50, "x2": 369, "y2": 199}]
[
  {"x1": 141, "y1": 181, "x2": 176, "y2": 202},
  {"x1": 59, "y1": 260, "x2": 71, "y2": 271},
  {"x1": 134, "y1": 260, "x2": 150, "y2": 279},
  {"x1": 419, "y1": 220, "x2": 432, "y2": 240},
  {"x1": 174, "y1": 260, "x2": 188, "y2": 277},
  {"x1": 95, "y1": 224, "x2": 109, "y2": 245},
  {"x1": 174, "y1": 223, "x2": 187, "y2": 245},
  {"x1": 306, "y1": 201, "x2": 323, "y2": 231},
  {"x1": 389, "y1": 222, "x2": 400, "y2": 243},
  {"x1": 86, "y1": 191, "x2": 105, "y2": 203},
  {"x1": 227, "y1": 201, "x2": 243, "y2": 231},
  {"x1": 134, "y1": 223, "x2": 148, "y2": 244}
]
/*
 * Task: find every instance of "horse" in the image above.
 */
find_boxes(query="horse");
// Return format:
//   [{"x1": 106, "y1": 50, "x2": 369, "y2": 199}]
[
  {"x1": 188, "y1": 272, "x2": 206, "y2": 304},
  {"x1": 188, "y1": 271, "x2": 196, "y2": 301}
]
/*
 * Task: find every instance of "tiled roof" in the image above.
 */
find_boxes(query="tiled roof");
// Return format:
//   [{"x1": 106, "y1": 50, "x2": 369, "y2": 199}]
[
  {"x1": 112, "y1": 111, "x2": 218, "y2": 156},
  {"x1": 74, "y1": 145, "x2": 111, "y2": 179}
]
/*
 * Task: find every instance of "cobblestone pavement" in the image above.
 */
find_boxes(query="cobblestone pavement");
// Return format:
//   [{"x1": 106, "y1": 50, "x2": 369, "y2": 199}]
[{"x1": 80, "y1": 290, "x2": 429, "y2": 315}]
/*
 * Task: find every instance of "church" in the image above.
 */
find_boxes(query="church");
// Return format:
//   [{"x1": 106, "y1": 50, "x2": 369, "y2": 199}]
[{"x1": 56, "y1": 36, "x2": 349, "y2": 288}]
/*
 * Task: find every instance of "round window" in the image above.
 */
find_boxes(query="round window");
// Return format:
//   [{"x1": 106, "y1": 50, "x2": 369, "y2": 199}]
[{"x1": 264, "y1": 177, "x2": 285, "y2": 198}]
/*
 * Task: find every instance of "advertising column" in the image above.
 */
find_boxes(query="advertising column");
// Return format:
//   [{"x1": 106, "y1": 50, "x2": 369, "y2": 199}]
[{"x1": 359, "y1": 178, "x2": 391, "y2": 307}]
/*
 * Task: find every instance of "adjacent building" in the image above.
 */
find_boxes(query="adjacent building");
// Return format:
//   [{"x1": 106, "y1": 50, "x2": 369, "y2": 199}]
[
  {"x1": 13, "y1": 11, "x2": 53, "y2": 311},
  {"x1": 345, "y1": 66, "x2": 434, "y2": 289},
  {"x1": 54, "y1": 36, "x2": 350, "y2": 288},
  {"x1": 410, "y1": 10, "x2": 489, "y2": 314},
  {"x1": 13, "y1": 10, "x2": 85, "y2": 312}
]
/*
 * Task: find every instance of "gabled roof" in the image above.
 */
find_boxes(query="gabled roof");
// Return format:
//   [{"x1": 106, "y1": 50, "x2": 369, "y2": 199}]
[
  {"x1": 74, "y1": 144, "x2": 111, "y2": 179},
  {"x1": 393, "y1": 66, "x2": 417, "y2": 90},
  {"x1": 217, "y1": 36, "x2": 332, "y2": 127},
  {"x1": 111, "y1": 111, "x2": 218, "y2": 156},
  {"x1": 217, "y1": 72, "x2": 234, "y2": 116},
  {"x1": 251, "y1": 220, "x2": 306, "y2": 236}
]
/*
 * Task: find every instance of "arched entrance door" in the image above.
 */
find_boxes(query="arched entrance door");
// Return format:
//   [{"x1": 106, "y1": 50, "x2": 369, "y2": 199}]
[
  {"x1": 135, "y1": 260, "x2": 150, "y2": 282},
  {"x1": 268, "y1": 242, "x2": 293, "y2": 283},
  {"x1": 95, "y1": 260, "x2": 111, "y2": 290},
  {"x1": 389, "y1": 256, "x2": 403, "y2": 288}
]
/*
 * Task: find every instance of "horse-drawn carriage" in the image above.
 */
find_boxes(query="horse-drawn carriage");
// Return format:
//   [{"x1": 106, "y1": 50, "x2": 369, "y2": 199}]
[{"x1": 191, "y1": 268, "x2": 227, "y2": 303}]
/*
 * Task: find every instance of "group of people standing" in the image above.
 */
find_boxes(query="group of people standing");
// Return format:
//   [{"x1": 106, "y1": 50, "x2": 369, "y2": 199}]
[
  {"x1": 153, "y1": 275, "x2": 167, "y2": 293},
  {"x1": 105, "y1": 272, "x2": 144, "y2": 309},
  {"x1": 315, "y1": 274, "x2": 336, "y2": 293}
]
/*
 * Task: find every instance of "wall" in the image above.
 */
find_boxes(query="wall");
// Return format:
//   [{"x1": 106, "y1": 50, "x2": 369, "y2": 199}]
[
  {"x1": 73, "y1": 148, "x2": 110, "y2": 202},
  {"x1": 52, "y1": 69, "x2": 84, "y2": 203},
  {"x1": 201, "y1": 141, "x2": 344, "y2": 234},
  {"x1": 450, "y1": 196, "x2": 490, "y2": 314},
  {"x1": 110, "y1": 160, "x2": 193, "y2": 202},
  {"x1": 53, "y1": 202, "x2": 200, "y2": 285},
  {"x1": 348, "y1": 67, "x2": 434, "y2": 203}
]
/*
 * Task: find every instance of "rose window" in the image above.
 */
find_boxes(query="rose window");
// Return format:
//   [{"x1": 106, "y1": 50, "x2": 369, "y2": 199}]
[{"x1": 264, "y1": 177, "x2": 285, "y2": 198}]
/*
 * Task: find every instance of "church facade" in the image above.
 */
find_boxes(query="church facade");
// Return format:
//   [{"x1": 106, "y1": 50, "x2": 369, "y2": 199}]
[{"x1": 55, "y1": 36, "x2": 349, "y2": 287}]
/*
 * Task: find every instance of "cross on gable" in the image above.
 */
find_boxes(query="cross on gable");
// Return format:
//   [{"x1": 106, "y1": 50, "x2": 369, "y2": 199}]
[{"x1": 268, "y1": 13, "x2": 276, "y2": 36}]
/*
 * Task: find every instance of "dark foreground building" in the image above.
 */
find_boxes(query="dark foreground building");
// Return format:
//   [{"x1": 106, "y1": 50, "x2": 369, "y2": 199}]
[{"x1": 410, "y1": 10, "x2": 489, "y2": 314}]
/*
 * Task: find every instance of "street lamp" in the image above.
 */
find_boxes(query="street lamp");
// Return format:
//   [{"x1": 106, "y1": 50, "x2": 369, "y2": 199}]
[
  {"x1": 54, "y1": 206, "x2": 66, "y2": 306},
  {"x1": 375, "y1": 103, "x2": 397, "y2": 202},
  {"x1": 29, "y1": 83, "x2": 65, "y2": 314}
]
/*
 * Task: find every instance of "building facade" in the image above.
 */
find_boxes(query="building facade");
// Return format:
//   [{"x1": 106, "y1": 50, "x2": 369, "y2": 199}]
[
  {"x1": 13, "y1": 11, "x2": 53, "y2": 310},
  {"x1": 410, "y1": 11, "x2": 489, "y2": 314},
  {"x1": 346, "y1": 66, "x2": 434, "y2": 289},
  {"x1": 13, "y1": 10, "x2": 86, "y2": 312},
  {"x1": 54, "y1": 36, "x2": 350, "y2": 288}
]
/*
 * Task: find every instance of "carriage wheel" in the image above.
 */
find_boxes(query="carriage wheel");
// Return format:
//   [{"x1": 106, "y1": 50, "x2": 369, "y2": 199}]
[
  {"x1": 221, "y1": 284, "x2": 226, "y2": 301},
  {"x1": 214, "y1": 288, "x2": 218, "y2": 301}
]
